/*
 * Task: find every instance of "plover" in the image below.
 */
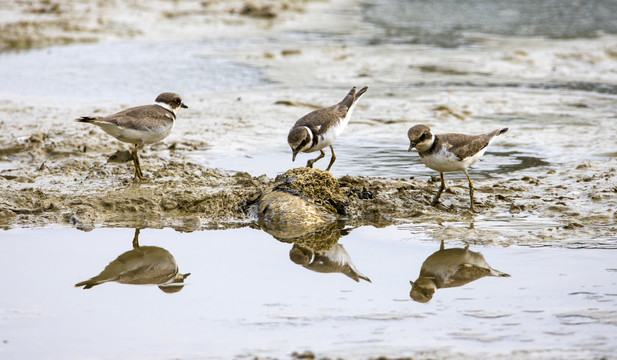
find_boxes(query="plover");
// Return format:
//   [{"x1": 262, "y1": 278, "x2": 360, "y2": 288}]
[
  {"x1": 75, "y1": 229, "x2": 190, "y2": 293},
  {"x1": 76, "y1": 92, "x2": 188, "y2": 181},
  {"x1": 290, "y1": 243, "x2": 371, "y2": 283},
  {"x1": 409, "y1": 240, "x2": 510, "y2": 303},
  {"x1": 407, "y1": 124, "x2": 509, "y2": 211},
  {"x1": 288, "y1": 85, "x2": 368, "y2": 171}
]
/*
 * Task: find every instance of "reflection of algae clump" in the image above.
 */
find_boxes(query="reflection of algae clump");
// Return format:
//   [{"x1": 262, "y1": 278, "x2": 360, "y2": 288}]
[{"x1": 284, "y1": 221, "x2": 345, "y2": 252}]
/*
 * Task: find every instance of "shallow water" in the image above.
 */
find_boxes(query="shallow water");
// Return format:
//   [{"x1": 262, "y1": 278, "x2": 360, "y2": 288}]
[
  {"x1": 0, "y1": 41, "x2": 267, "y2": 102},
  {"x1": 362, "y1": 0, "x2": 617, "y2": 46},
  {"x1": 1, "y1": 226, "x2": 616, "y2": 359}
]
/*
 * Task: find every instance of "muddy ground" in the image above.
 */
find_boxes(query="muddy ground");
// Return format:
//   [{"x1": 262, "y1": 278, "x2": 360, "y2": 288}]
[{"x1": 0, "y1": 95, "x2": 615, "y2": 247}]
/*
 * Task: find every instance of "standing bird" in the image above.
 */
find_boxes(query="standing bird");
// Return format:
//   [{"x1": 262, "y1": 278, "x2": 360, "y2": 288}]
[
  {"x1": 407, "y1": 124, "x2": 509, "y2": 211},
  {"x1": 288, "y1": 85, "x2": 368, "y2": 171},
  {"x1": 76, "y1": 92, "x2": 188, "y2": 181}
]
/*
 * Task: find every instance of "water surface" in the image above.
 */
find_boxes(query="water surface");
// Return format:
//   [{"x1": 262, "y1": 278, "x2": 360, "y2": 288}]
[
  {"x1": 362, "y1": 0, "x2": 617, "y2": 47},
  {"x1": 1, "y1": 226, "x2": 616, "y2": 359},
  {"x1": 0, "y1": 41, "x2": 267, "y2": 102}
]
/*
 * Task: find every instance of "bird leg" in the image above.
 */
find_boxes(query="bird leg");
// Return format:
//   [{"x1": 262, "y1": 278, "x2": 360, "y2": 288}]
[
  {"x1": 463, "y1": 169, "x2": 475, "y2": 212},
  {"x1": 306, "y1": 149, "x2": 325, "y2": 168},
  {"x1": 132, "y1": 228, "x2": 145, "y2": 254},
  {"x1": 131, "y1": 144, "x2": 145, "y2": 181},
  {"x1": 325, "y1": 145, "x2": 336, "y2": 171},
  {"x1": 431, "y1": 172, "x2": 445, "y2": 206},
  {"x1": 132, "y1": 228, "x2": 141, "y2": 249}
]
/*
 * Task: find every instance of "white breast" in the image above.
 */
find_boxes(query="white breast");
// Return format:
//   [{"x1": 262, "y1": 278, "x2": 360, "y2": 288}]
[
  {"x1": 420, "y1": 145, "x2": 487, "y2": 172},
  {"x1": 316, "y1": 119, "x2": 344, "y2": 150},
  {"x1": 306, "y1": 102, "x2": 356, "y2": 153},
  {"x1": 98, "y1": 121, "x2": 174, "y2": 145}
]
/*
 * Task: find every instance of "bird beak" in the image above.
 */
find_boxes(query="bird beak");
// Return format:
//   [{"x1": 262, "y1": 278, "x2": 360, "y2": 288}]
[
  {"x1": 181, "y1": 103, "x2": 188, "y2": 109},
  {"x1": 292, "y1": 149, "x2": 298, "y2": 162},
  {"x1": 408, "y1": 142, "x2": 416, "y2": 152}
]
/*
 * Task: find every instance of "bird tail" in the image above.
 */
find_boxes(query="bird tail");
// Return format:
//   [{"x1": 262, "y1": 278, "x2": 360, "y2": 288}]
[
  {"x1": 358, "y1": 273, "x2": 372, "y2": 283},
  {"x1": 74, "y1": 279, "x2": 103, "y2": 289},
  {"x1": 340, "y1": 85, "x2": 369, "y2": 109},
  {"x1": 356, "y1": 85, "x2": 369, "y2": 98},
  {"x1": 490, "y1": 268, "x2": 511, "y2": 277},
  {"x1": 76, "y1": 116, "x2": 97, "y2": 123},
  {"x1": 497, "y1": 127, "x2": 509, "y2": 136}
]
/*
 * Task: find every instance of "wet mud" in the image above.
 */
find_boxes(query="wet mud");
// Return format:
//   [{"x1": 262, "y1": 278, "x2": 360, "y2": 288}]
[
  {"x1": 1, "y1": 117, "x2": 615, "y2": 247},
  {"x1": 0, "y1": 0, "x2": 311, "y2": 52}
]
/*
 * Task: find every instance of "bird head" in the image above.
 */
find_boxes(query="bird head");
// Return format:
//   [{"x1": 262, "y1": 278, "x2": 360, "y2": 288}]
[
  {"x1": 407, "y1": 124, "x2": 434, "y2": 152},
  {"x1": 289, "y1": 245, "x2": 314, "y2": 265},
  {"x1": 287, "y1": 126, "x2": 313, "y2": 161},
  {"x1": 409, "y1": 278, "x2": 437, "y2": 303},
  {"x1": 157, "y1": 272, "x2": 191, "y2": 294},
  {"x1": 155, "y1": 92, "x2": 188, "y2": 113}
]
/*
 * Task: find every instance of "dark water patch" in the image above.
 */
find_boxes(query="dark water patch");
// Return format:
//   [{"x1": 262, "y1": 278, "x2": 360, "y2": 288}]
[
  {"x1": 491, "y1": 152, "x2": 552, "y2": 175},
  {"x1": 407, "y1": 81, "x2": 617, "y2": 95},
  {"x1": 363, "y1": 0, "x2": 617, "y2": 47},
  {"x1": 415, "y1": 64, "x2": 490, "y2": 77}
]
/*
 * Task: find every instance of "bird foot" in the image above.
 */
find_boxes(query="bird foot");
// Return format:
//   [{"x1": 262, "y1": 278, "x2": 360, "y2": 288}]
[{"x1": 133, "y1": 172, "x2": 145, "y2": 182}]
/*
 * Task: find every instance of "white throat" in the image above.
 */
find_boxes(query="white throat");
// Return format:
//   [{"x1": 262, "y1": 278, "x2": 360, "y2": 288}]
[
  {"x1": 156, "y1": 102, "x2": 176, "y2": 115},
  {"x1": 415, "y1": 134, "x2": 435, "y2": 153}
]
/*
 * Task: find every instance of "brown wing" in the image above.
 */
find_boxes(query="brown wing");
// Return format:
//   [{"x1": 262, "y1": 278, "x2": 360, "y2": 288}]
[
  {"x1": 293, "y1": 104, "x2": 347, "y2": 135},
  {"x1": 97, "y1": 105, "x2": 174, "y2": 131},
  {"x1": 439, "y1": 131, "x2": 500, "y2": 160}
]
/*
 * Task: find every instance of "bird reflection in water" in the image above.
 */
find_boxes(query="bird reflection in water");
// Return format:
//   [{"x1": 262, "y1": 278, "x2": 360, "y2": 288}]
[
  {"x1": 266, "y1": 221, "x2": 371, "y2": 283},
  {"x1": 75, "y1": 229, "x2": 190, "y2": 293},
  {"x1": 410, "y1": 240, "x2": 510, "y2": 303}
]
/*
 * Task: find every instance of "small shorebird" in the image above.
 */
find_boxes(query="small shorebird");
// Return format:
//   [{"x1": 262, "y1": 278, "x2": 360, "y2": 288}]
[
  {"x1": 75, "y1": 229, "x2": 190, "y2": 293},
  {"x1": 288, "y1": 85, "x2": 368, "y2": 171},
  {"x1": 407, "y1": 124, "x2": 509, "y2": 211},
  {"x1": 409, "y1": 240, "x2": 510, "y2": 303},
  {"x1": 76, "y1": 92, "x2": 188, "y2": 181}
]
